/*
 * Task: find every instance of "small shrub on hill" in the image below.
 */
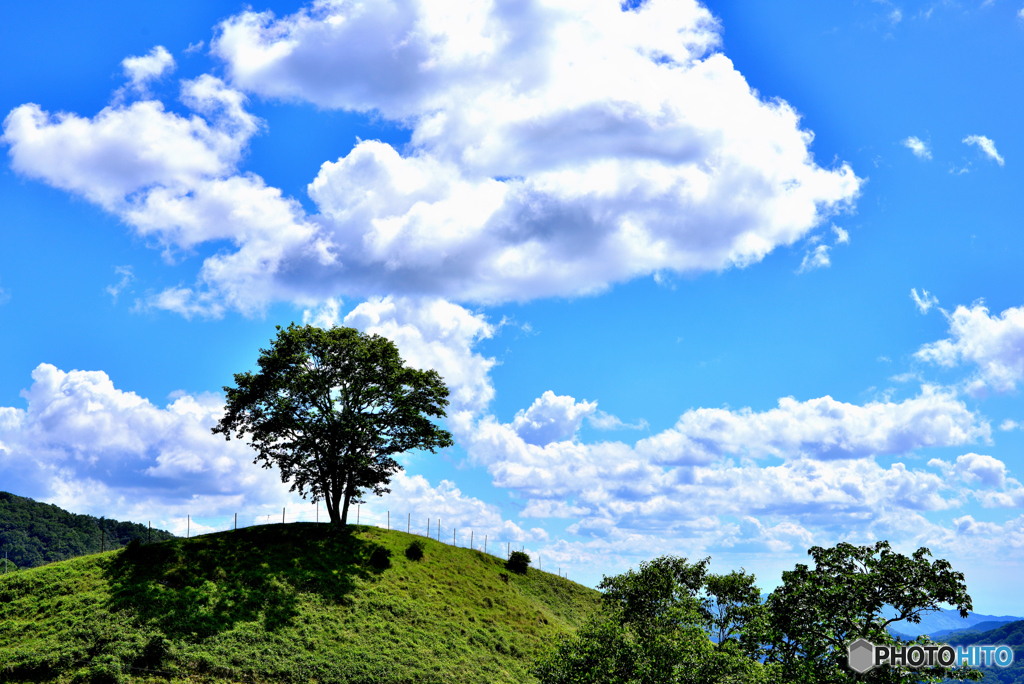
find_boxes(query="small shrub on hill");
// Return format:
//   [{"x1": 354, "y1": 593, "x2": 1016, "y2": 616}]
[
  {"x1": 405, "y1": 539, "x2": 425, "y2": 561},
  {"x1": 369, "y1": 546, "x2": 392, "y2": 570},
  {"x1": 507, "y1": 551, "x2": 530, "y2": 575}
]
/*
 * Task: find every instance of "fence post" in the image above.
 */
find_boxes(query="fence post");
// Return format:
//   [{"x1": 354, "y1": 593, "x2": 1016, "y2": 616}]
[
  {"x1": 454, "y1": 528, "x2": 456, "y2": 546},
  {"x1": 471, "y1": 530, "x2": 473, "y2": 551},
  {"x1": 438, "y1": 519, "x2": 441, "y2": 542},
  {"x1": 427, "y1": 518, "x2": 430, "y2": 538},
  {"x1": 282, "y1": 507, "x2": 285, "y2": 525},
  {"x1": 485, "y1": 535, "x2": 487, "y2": 555},
  {"x1": 507, "y1": 541, "x2": 509, "y2": 560},
  {"x1": 388, "y1": 511, "x2": 390, "y2": 530}
]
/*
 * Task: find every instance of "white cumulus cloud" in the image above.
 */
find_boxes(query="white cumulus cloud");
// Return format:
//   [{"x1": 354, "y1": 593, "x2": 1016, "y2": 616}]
[
  {"x1": 5, "y1": 0, "x2": 861, "y2": 315},
  {"x1": 915, "y1": 302, "x2": 1024, "y2": 393},
  {"x1": 449, "y1": 386, "x2": 988, "y2": 545},
  {"x1": 121, "y1": 46, "x2": 176, "y2": 93}
]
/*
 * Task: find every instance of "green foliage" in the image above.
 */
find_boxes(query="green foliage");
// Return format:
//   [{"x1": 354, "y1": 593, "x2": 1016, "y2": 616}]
[
  {"x1": 535, "y1": 556, "x2": 777, "y2": 684},
  {"x1": 406, "y1": 539, "x2": 426, "y2": 561},
  {"x1": 0, "y1": 491, "x2": 174, "y2": 569},
  {"x1": 369, "y1": 545, "x2": 392, "y2": 570},
  {"x1": 214, "y1": 324, "x2": 454, "y2": 528},
  {"x1": 508, "y1": 550, "x2": 531, "y2": 575},
  {"x1": 0, "y1": 523, "x2": 601, "y2": 684},
  {"x1": 765, "y1": 541, "x2": 982, "y2": 683}
]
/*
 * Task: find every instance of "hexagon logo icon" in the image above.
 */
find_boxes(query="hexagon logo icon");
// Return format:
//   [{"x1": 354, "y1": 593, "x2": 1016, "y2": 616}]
[{"x1": 848, "y1": 638, "x2": 876, "y2": 673}]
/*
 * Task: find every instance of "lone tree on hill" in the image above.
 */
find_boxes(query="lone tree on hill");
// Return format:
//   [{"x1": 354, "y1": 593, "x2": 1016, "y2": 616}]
[{"x1": 213, "y1": 323, "x2": 453, "y2": 529}]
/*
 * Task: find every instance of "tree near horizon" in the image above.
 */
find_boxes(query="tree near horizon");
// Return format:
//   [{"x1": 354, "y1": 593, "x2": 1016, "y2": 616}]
[
  {"x1": 535, "y1": 556, "x2": 778, "y2": 683},
  {"x1": 213, "y1": 323, "x2": 453, "y2": 529},
  {"x1": 765, "y1": 541, "x2": 983, "y2": 683}
]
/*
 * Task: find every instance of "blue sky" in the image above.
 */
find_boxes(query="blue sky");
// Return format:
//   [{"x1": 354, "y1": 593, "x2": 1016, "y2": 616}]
[{"x1": 3, "y1": 0, "x2": 1024, "y2": 613}]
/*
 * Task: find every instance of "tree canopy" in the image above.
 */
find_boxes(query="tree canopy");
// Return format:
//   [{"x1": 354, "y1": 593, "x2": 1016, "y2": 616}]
[
  {"x1": 535, "y1": 542, "x2": 985, "y2": 684},
  {"x1": 766, "y1": 540, "x2": 983, "y2": 683},
  {"x1": 534, "y1": 555, "x2": 774, "y2": 684},
  {"x1": 213, "y1": 324, "x2": 453, "y2": 528}
]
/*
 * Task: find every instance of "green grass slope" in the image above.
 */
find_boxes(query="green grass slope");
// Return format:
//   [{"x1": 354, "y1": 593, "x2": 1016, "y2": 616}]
[{"x1": 0, "y1": 523, "x2": 600, "y2": 684}]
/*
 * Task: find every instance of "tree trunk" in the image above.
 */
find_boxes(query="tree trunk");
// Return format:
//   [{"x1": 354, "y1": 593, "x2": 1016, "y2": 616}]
[
  {"x1": 323, "y1": 491, "x2": 338, "y2": 526},
  {"x1": 339, "y1": 476, "x2": 353, "y2": 526}
]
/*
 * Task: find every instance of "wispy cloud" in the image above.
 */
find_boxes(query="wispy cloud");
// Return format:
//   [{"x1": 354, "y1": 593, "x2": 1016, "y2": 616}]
[
  {"x1": 911, "y1": 288, "x2": 939, "y2": 314},
  {"x1": 963, "y1": 135, "x2": 1005, "y2": 166},
  {"x1": 902, "y1": 136, "x2": 932, "y2": 160},
  {"x1": 797, "y1": 244, "x2": 831, "y2": 273},
  {"x1": 589, "y1": 410, "x2": 649, "y2": 432},
  {"x1": 105, "y1": 266, "x2": 134, "y2": 302}
]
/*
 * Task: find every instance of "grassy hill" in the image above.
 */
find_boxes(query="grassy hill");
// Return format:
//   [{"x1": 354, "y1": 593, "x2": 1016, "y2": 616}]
[
  {"x1": 0, "y1": 522, "x2": 601, "y2": 683},
  {"x1": 0, "y1": 491, "x2": 175, "y2": 569}
]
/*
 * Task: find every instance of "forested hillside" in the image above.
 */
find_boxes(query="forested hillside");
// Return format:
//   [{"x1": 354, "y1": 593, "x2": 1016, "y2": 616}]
[
  {"x1": 942, "y1": 620, "x2": 1024, "y2": 684},
  {"x1": 0, "y1": 491, "x2": 174, "y2": 569}
]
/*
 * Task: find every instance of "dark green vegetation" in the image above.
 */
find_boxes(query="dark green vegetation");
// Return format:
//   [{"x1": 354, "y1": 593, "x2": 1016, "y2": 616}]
[
  {"x1": 0, "y1": 523, "x2": 600, "y2": 683},
  {"x1": 538, "y1": 542, "x2": 983, "y2": 684},
  {"x1": 536, "y1": 556, "x2": 774, "y2": 684},
  {"x1": 507, "y1": 550, "x2": 530, "y2": 575},
  {"x1": 0, "y1": 491, "x2": 174, "y2": 571},
  {"x1": 215, "y1": 324, "x2": 454, "y2": 529},
  {"x1": 941, "y1": 620, "x2": 1024, "y2": 684},
  {"x1": 767, "y1": 541, "x2": 981, "y2": 683}
]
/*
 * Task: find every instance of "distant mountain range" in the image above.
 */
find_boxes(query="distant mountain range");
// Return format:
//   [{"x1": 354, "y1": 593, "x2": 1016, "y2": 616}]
[
  {"x1": 886, "y1": 608, "x2": 1024, "y2": 640},
  {"x1": 0, "y1": 490, "x2": 175, "y2": 569}
]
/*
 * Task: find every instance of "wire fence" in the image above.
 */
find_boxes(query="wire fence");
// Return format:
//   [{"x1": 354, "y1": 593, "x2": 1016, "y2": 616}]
[
  {"x1": 1, "y1": 503, "x2": 571, "y2": 581},
  {"x1": 182, "y1": 504, "x2": 570, "y2": 581}
]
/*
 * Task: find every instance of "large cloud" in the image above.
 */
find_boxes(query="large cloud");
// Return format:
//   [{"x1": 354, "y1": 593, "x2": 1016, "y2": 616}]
[
  {"x1": 915, "y1": 302, "x2": 1024, "y2": 394},
  {"x1": 636, "y1": 386, "x2": 988, "y2": 464},
  {"x1": 453, "y1": 388, "x2": 990, "y2": 538},
  {"x1": 0, "y1": 363, "x2": 272, "y2": 526},
  {"x1": 4, "y1": 0, "x2": 861, "y2": 315}
]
